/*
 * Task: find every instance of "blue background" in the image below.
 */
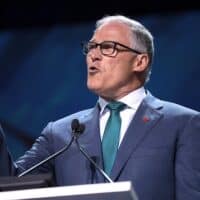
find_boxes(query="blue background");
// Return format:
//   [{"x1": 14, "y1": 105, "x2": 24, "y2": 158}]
[{"x1": 0, "y1": 11, "x2": 200, "y2": 159}]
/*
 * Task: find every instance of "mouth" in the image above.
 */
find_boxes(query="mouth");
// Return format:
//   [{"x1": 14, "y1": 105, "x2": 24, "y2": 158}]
[{"x1": 88, "y1": 66, "x2": 100, "y2": 74}]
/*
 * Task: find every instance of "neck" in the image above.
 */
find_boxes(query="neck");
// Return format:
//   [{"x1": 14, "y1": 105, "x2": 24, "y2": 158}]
[{"x1": 101, "y1": 84, "x2": 143, "y2": 101}]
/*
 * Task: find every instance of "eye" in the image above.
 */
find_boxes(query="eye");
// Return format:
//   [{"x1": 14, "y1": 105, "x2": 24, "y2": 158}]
[
  {"x1": 101, "y1": 42, "x2": 114, "y2": 50},
  {"x1": 88, "y1": 42, "x2": 97, "y2": 50}
]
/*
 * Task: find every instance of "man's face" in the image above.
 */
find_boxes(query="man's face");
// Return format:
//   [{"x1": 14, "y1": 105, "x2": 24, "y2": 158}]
[{"x1": 86, "y1": 22, "x2": 139, "y2": 100}]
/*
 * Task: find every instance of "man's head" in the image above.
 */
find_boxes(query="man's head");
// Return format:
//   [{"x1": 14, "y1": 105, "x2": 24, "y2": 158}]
[{"x1": 84, "y1": 15, "x2": 154, "y2": 100}]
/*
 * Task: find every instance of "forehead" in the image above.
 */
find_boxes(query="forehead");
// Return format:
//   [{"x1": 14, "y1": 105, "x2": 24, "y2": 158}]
[{"x1": 92, "y1": 22, "x2": 132, "y2": 43}]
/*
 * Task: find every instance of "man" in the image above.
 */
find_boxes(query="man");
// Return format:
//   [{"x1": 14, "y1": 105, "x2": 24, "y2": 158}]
[
  {"x1": 0, "y1": 124, "x2": 14, "y2": 176},
  {"x1": 2, "y1": 15, "x2": 200, "y2": 199}
]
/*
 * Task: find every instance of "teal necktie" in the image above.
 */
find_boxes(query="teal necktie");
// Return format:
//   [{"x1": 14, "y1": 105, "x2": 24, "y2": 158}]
[{"x1": 102, "y1": 101, "x2": 126, "y2": 175}]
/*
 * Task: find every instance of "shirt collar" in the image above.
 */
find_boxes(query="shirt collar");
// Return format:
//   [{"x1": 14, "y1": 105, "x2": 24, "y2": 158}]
[{"x1": 98, "y1": 87, "x2": 146, "y2": 114}]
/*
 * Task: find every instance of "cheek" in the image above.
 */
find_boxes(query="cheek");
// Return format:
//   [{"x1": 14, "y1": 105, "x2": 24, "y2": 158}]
[
  {"x1": 86, "y1": 57, "x2": 90, "y2": 66},
  {"x1": 108, "y1": 60, "x2": 125, "y2": 75},
  {"x1": 111, "y1": 62, "x2": 134, "y2": 82}
]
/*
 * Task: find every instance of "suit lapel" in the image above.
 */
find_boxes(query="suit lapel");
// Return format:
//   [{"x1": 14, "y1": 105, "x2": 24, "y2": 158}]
[
  {"x1": 110, "y1": 93, "x2": 164, "y2": 180},
  {"x1": 78, "y1": 104, "x2": 102, "y2": 159}
]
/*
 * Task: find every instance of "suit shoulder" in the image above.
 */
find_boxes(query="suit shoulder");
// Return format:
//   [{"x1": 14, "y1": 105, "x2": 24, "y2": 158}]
[
  {"x1": 43, "y1": 108, "x2": 94, "y2": 134},
  {"x1": 161, "y1": 100, "x2": 199, "y2": 116},
  {"x1": 145, "y1": 93, "x2": 199, "y2": 117},
  {"x1": 53, "y1": 108, "x2": 94, "y2": 125}
]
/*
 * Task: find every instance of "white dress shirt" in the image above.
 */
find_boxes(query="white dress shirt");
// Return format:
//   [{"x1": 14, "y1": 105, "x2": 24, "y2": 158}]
[{"x1": 98, "y1": 87, "x2": 146, "y2": 147}]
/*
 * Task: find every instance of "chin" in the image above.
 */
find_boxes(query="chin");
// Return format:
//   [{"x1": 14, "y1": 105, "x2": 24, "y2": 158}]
[{"x1": 87, "y1": 83, "x2": 100, "y2": 94}]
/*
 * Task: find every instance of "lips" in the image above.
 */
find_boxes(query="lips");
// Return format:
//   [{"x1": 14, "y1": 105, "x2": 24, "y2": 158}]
[{"x1": 88, "y1": 66, "x2": 100, "y2": 74}]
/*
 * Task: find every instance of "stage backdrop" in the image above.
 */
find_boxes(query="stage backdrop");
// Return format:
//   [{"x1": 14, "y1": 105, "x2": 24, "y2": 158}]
[{"x1": 0, "y1": 11, "x2": 200, "y2": 159}]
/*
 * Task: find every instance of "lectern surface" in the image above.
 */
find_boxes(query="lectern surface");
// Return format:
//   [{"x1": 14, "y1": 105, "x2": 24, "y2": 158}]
[{"x1": 0, "y1": 181, "x2": 138, "y2": 200}]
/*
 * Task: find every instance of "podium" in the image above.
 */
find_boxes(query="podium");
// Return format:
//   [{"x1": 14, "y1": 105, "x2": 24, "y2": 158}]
[{"x1": 0, "y1": 181, "x2": 138, "y2": 200}]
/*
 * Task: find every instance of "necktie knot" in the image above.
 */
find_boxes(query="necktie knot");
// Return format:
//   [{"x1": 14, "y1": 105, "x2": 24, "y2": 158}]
[{"x1": 106, "y1": 101, "x2": 126, "y2": 112}]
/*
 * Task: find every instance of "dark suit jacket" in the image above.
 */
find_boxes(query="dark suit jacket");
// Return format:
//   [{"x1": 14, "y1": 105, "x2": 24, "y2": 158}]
[
  {"x1": 0, "y1": 125, "x2": 14, "y2": 176},
  {"x1": 15, "y1": 92, "x2": 200, "y2": 200}
]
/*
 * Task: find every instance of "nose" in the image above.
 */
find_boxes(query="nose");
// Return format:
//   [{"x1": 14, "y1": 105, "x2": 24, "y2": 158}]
[{"x1": 87, "y1": 46, "x2": 102, "y2": 61}]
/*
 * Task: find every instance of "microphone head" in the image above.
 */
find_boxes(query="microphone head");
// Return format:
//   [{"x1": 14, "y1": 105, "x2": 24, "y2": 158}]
[
  {"x1": 78, "y1": 123, "x2": 85, "y2": 134},
  {"x1": 71, "y1": 119, "x2": 85, "y2": 135},
  {"x1": 71, "y1": 119, "x2": 80, "y2": 133}
]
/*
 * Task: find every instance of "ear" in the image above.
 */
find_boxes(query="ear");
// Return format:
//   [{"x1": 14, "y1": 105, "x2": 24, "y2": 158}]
[{"x1": 132, "y1": 54, "x2": 149, "y2": 72}]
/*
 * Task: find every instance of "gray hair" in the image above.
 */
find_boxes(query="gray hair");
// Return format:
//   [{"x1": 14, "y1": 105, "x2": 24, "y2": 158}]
[{"x1": 95, "y1": 15, "x2": 154, "y2": 83}]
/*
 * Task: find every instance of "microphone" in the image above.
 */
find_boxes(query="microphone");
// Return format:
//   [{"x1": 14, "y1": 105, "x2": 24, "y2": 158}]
[
  {"x1": 71, "y1": 119, "x2": 85, "y2": 137},
  {"x1": 18, "y1": 119, "x2": 79, "y2": 177},
  {"x1": 73, "y1": 119, "x2": 113, "y2": 183}
]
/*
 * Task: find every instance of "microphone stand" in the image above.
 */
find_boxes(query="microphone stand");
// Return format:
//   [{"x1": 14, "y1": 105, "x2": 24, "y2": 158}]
[
  {"x1": 18, "y1": 118, "x2": 113, "y2": 184},
  {"x1": 75, "y1": 136, "x2": 113, "y2": 183},
  {"x1": 18, "y1": 136, "x2": 75, "y2": 177}
]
